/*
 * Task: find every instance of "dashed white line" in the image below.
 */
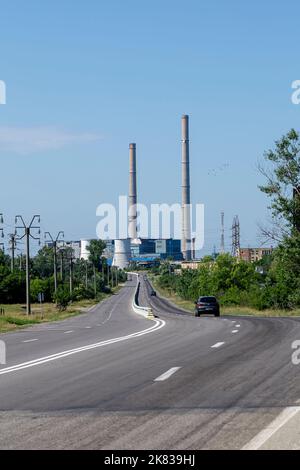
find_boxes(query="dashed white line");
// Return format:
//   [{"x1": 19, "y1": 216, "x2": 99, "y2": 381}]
[
  {"x1": 155, "y1": 367, "x2": 181, "y2": 382},
  {"x1": 22, "y1": 339, "x2": 38, "y2": 343},
  {"x1": 64, "y1": 330, "x2": 73, "y2": 334},
  {"x1": 232, "y1": 330, "x2": 238, "y2": 333},
  {"x1": 211, "y1": 342, "x2": 225, "y2": 349},
  {"x1": 235, "y1": 324, "x2": 241, "y2": 327},
  {"x1": 85, "y1": 326, "x2": 92, "y2": 329}
]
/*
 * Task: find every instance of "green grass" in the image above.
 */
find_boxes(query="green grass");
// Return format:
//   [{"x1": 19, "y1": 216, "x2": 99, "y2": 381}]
[
  {"x1": 149, "y1": 275, "x2": 300, "y2": 317},
  {"x1": 0, "y1": 286, "x2": 123, "y2": 333}
]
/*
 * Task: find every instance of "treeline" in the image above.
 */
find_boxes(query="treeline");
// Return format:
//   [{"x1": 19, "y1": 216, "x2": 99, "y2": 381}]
[
  {"x1": 0, "y1": 240, "x2": 127, "y2": 305},
  {"x1": 155, "y1": 232, "x2": 300, "y2": 310}
]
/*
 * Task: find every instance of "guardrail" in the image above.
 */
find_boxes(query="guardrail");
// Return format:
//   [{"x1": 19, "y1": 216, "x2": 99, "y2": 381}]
[{"x1": 128, "y1": 272, "x2": 155, "y2": 320}]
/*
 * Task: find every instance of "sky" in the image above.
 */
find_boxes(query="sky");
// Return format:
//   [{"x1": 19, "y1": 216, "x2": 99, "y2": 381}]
[{"x1": 1, "y1": 0, "x2": 300, "y2": 255}]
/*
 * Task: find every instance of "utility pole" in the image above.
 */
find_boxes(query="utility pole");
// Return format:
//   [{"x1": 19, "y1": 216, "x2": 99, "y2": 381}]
[
  {"x1": 107, "y1": 262, "x2": 110, "y2": 287},
  {"x1": 60, "y1": 248, "x2": 64, "y2": 282},
  {"x1": 93, "y1": 265, "x2": 97, "y2": 298},
  {"x1": 15, "y1": 215, "x2": 41, "y2": 315},
  {"x1": 0, "y1": 213, "x2": 4, "y2": 252},
  {"x1": 220, "y1": 211, "x2": 225, "y2": 254},
  {"x1": 8, "y1": 233, "x2": 17, "y2": 272},
  {"x1": 85, "y1": 260, "x2": 88, "y2": 290},
  {"x1": 69, "y1": 253, "x2": 74, "y2": 296},
  {"x1": 44, "y1": 231, "x2": 64, "y2": 294}
]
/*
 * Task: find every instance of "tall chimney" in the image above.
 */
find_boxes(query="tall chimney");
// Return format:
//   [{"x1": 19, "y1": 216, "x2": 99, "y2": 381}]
[
  {"x1": 181, "y1": 115, "x2": 192, "y2": 260},
  {"x1": 128, "y1": 143, "x2": 137, "y2": 240}
]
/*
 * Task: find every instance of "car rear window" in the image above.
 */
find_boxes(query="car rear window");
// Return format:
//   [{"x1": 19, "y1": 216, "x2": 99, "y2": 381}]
[{"x1": 199, "y1": 296, "x2": 217, "y2": 303}]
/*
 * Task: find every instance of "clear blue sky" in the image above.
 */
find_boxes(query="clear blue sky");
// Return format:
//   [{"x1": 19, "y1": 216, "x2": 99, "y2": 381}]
[{"x1": 1, "y1": 0, "x2": 300, "y2": 255}]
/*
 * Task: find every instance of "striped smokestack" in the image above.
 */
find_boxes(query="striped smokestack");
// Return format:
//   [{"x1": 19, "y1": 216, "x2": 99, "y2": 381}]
[
  {"x1": 128, "y1": 143, "x2": 137, "y2": 240},
  {"x1": 181, "y1": 115, "x2": 192, "y2": 260}
]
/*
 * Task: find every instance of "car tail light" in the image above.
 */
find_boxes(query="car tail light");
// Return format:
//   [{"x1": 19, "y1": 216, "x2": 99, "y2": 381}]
[{"x1": 197, "y1": 302, "x2": 206, "y2": 307}]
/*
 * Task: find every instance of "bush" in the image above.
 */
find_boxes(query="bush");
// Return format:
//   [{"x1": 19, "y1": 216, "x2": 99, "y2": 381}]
[{"x1": 53, "y1": 287, "x2": 71, "y2": 311}]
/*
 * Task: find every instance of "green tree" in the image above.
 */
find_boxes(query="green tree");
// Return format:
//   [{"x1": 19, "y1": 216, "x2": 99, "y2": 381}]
[
  {"x1": 87, "y1": 239, "x2": 106, "y2": 270},
  {"x1": 259, "y1": 128, "x2": 300, "y2": 239}
]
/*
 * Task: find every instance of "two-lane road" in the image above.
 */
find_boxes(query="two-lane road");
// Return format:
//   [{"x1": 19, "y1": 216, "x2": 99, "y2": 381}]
[{"x1": 0, "y1": 275, "x2": 300, "y2": 449}]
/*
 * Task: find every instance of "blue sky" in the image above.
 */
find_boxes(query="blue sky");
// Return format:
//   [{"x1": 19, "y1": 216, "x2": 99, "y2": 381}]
[{"x1": 0, "y1": 0, "x2": 300, "y2": 255}]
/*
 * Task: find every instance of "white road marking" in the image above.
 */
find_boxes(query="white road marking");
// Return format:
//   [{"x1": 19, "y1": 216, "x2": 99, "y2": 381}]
[
  {"x1": 235, "y1": 324, "x2": 241, "y2": 327},
  {"x1": 232, "y1": 330, "x2": 239, "y2": 333},
  {"x1": 155, "y1": 367, "x2": 181, "y2": 382},
  {"x1": 0, "y1": 319, "x2": 166, "y2": 375},
  {"x1": 22, "y1": 339, "x2": 38, "y2": 343},
  {"x1": 64, "y1": 330, "x2": 73, "y2": 334},
  {"x1": 242, "y1": 406, "x2": 300, "y2": 450},
  {"x1": 85, "y1": 326, "x2": 92, "y2": 329},
  {"x1": 211, "y1": 342, "x2": 225, "y2": 348}
]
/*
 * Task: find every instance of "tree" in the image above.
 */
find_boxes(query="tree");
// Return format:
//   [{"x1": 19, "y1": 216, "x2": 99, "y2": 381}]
[
  {"x1": 259, "y1": 128, "x2": 300, "y2": 240},
  {"x1": 87, "y1": 239, "x2": 106, "y2": 270},
  {"x1": 32, "y1": 246, "x2": 55, "y2": 278}
]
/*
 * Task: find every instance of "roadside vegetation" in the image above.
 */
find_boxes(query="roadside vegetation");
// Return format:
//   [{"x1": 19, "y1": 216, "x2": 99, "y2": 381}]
[
  {"x1": 0, "y1": 239, "x2": 127, "y2": 332},
  {"x1": 151, "y1": 129, "x2": 300, "y2": 316},
  {"x1": 0, "y1": 288, "x2": 122, "y2": 333}
]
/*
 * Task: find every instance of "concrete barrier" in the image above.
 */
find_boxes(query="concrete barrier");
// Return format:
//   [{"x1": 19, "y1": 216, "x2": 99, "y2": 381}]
[{"x1": 129, "y1": 272, "x2": 155, "y2": 320}]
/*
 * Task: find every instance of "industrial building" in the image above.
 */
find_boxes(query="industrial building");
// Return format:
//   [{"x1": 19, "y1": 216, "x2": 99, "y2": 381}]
[{"x1": 237, "y1": 247, "x2": 273, "y2": 262}]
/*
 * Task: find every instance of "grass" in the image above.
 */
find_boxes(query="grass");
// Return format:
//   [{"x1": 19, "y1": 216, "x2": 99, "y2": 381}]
[
  {"x1": 149, "y1": 275, "x2": 300, "y2": 318},
  {"x1": 0, "y1": 286, "x2": 123, "y2": 333}
]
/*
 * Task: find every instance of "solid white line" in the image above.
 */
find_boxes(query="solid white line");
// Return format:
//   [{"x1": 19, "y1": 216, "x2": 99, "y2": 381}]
[
  {"x1": 64, "y1": 330, "x2": 73, "y2": 334},
  {"x1": 22, "y1": 339, "x2": 38, "y2": 343},
  {"x1": 0, "y1": 319, "x2": 166, "y2": 375},
  {"x1": 232, "y1": 330, "x2": 238, "y2": 333},
  {"x1": 242, "y1": 406, "x2": 300, "y2": 450},
  {"x1": 211, "y1": 342, "x2": 225, "y2": 348},
  {"x1": 155, "y1": 367, "x2": 181, "y2": 382}
]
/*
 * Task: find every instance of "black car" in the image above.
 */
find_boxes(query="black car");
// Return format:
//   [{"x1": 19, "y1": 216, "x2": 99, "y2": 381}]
[
  {"x1": 194, "y1": 296, "x2": 220, "y2": 317},
  {"x1": 150, "y1": 290, "x2": 156, "y2": 296}
]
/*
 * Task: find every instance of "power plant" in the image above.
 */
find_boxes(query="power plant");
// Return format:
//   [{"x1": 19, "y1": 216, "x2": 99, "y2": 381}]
[{"x1": 112, "y1": 115, "x2": 192, "y2": 268}]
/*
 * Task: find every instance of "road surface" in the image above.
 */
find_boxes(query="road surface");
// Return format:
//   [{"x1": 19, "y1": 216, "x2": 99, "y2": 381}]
[{"x1": 0, "y1": 274, "x2": 300, "y2": 449}]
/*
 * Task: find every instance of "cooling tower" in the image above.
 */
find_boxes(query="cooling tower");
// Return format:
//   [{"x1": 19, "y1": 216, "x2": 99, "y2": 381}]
[
  {"x1": 112, "y1": 239, "x2": 131, "y2": 269},
  {"x1": 80, "y1": 239, "x2": 90, "y2": 261},
  {"x1": 181, "y1": 115, "x2": 192, "y2": 260}
]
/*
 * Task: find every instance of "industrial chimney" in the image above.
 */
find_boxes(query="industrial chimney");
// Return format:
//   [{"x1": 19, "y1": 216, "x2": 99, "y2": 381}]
[
  {"x1": 128, "y1": 143, "x2": 137, "y2": 241},
  {"x1": 181, "y1": 115, "x2": 192, "y2": 260}
]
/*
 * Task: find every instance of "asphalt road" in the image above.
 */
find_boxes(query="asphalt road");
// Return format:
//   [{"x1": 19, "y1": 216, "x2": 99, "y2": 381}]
[{"x1": 1, "y1": 274, "x2": 300, "y2": 450}]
